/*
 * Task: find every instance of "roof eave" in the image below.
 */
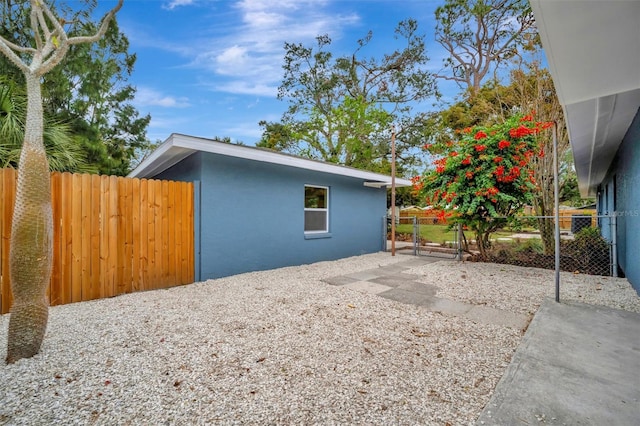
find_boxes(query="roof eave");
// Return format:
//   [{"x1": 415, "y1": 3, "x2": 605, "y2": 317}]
[{"x1": 129, "y1": 133, "x2": 412, "y2": 187}]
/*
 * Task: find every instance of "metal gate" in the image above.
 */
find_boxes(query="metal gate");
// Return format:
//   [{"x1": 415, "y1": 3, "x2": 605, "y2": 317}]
[{"x1": 386, "y1": 216, "x2": 461, "y2": 259}]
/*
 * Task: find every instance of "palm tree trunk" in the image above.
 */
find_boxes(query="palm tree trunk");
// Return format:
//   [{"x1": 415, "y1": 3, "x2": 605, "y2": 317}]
[{"x1": 6, "y1": 72, "x2": 52, "y2": 364}]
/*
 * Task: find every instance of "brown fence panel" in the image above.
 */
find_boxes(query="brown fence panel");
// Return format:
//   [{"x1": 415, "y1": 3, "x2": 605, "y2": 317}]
[
  {"x1": 557, "y1": 209, "x2": 597, "y2": 230},
  {"x1": 0, "y1": 169, "x2": 195, "y2": 314},
  {"x1": 1, "y1": 169, "x2": 15, "y2": 314}
]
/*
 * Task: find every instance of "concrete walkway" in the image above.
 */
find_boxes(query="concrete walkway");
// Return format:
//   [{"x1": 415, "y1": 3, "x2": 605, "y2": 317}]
[
  {"x1": 323, "y1": 256, "x2": 531, "y2": 330},
  {"x1": 477, "y1": 299, "x2": 640, "y2": 425},
  {"x1": 324, "y1": 255, "x2": 640, "y2": 425}
]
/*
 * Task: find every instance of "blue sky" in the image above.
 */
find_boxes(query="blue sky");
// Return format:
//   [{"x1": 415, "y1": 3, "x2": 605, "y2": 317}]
[{"x1": 106, "y1": 0, "x2": 452, "y2": 144}]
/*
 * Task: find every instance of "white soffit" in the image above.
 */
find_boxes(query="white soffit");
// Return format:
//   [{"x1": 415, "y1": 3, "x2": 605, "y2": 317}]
[
  {"x1": 129, "y1": 133, "x2": 412, "y2": 187},
  {"x1": 530, "y1": 0, "x2": 640, "y2": 196}
]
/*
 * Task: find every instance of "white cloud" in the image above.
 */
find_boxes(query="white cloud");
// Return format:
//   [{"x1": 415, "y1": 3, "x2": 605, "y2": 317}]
[
  {"x1": 216, "y1": 45, "x2": 249, "y2": 71},
  {"x1": 213, "y1": 81, "x2": 277, "y2": 97},
  {"x1": 191, "y1": 0, "x2": 360, "y2": 96},
  {"x1": 135, "y1": 87, "x2": 191, "y2": 108},
  {"x1": 224, "y1": 122, "x2": 265, "y2": 140},
  {"x1": 163, "y1": 0, "x2": 196, "y2": 10},
  {"x1": 135, "y1": 1, "x2": 361, "y2": 98}
]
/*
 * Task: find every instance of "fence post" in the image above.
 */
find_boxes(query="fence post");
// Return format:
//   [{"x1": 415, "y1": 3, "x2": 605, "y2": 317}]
[
  {"x1": 412, "y1": 216, "x2": 417, "y2": 256},
  {"x1": 382, "y1": 215, "x2": 387, "y2": 252},
  {"x1": 193, "y1": 180, "x2": 201, "y2": 282},
  {"x1": 611, "y1": 214, "x2": 618, "y2": 277},
  {"x1": 457, "y1": 222, "x2": 463, "y2": 261}
]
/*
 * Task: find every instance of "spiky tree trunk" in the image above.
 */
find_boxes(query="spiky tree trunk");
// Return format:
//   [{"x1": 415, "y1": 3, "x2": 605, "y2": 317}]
[
  {"x1": 6, "y1": 72, "x2": 52, "y2": 363},
  {"x1": 1, "y1": 0, "x2": 123, "y2": 364}
]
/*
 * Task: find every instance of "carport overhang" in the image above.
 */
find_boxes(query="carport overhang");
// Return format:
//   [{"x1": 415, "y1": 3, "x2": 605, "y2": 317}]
[{"x1": 530, "y1": 0, "x2": 640, "y2": 197}]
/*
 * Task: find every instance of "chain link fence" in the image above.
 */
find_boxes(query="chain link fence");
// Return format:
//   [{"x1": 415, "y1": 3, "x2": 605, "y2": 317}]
[
  {"x1": 387, "y1": 215, "x2": 461, "y2": 259},
  {"x1": 388, "y1": 214, "x2": 616, "y2": 277}
]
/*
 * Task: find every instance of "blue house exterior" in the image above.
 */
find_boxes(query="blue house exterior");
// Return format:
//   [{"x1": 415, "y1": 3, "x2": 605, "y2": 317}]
[
  {"x1": 532, "y1": 1, "x2": 640, "y2": 292},
  {"x1": 129, "y1": 134, "x2": 410, "y2": 280}
]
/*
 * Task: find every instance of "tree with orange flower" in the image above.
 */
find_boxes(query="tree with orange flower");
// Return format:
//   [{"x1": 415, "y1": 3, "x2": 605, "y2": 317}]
[{"x1": 415, "y1": 113, "x2": 552, "y2": 257}]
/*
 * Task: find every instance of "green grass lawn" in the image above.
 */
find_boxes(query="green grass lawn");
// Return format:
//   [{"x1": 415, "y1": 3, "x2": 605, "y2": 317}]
[
  {"x1": 393, "y1": 223, "x2": 524, "y2": 244},
  {"x1": 393, "y1": 223, "x2": 456, "y2": 243}
]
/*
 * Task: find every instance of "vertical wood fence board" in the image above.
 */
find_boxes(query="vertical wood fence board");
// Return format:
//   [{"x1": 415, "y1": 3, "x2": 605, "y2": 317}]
[
  {"x1": 107, "y1": 175, "x2": 119, "y2": 297},
  {"x1": 60, "y1": 172, "x2": 73, "y2": 305},
  {"x1": 49, "y1": 172, "x2": 62, "y2": 306},
  {"x1": 153, "y1": 180, "x2": 163, "y2": 288},
  {"x1": 123, "y1": 177, "x2": 134, "y2": 295},
  {"x1": 0, "y1": 169, "x2": 5, "y2": 313},
  {"x1": 131, "y1": 178, "x2": 141, "y2": 293},
  {"x1": 90, "y1": 175, "x2": 102, "y2": 300},
  {"x1": 80, "y1": 175, "x2": 92, "y2": 300},
  {"x1": 99, "y1": 175, "x2": 110, "y2": 299},
  {"x1": 160, "y1": 180, "x2": 170, "y2": 287},
  {"x1": 0, "y1": 169, "x2": 15, "y2": 313},
  {"x1": 0, "y1": 169, "x2": 6, "y2": 313},
  {"x1": 115, "y1": 177, "x2": 127, "y2": 295},
  {"x1": 174, "y1": 183, "x2": 183, "y2": 284},
  {"x1": 70, "y1": 174, "x2": 83, "y2": 303},
  {"x1": 139, "y1": 179, "x2": 149, "y2": 291},
  {"x1": 147, "y1": 180, "x2": 157, "y2": 287},
  {"x1": 167, "y1": 181, "x2": 174, "y2": 286}
]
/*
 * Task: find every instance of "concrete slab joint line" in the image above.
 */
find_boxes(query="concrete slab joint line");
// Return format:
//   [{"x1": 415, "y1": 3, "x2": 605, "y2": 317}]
[{"x1": 322, "y1": 258, "x2": 530, "y2": 330}]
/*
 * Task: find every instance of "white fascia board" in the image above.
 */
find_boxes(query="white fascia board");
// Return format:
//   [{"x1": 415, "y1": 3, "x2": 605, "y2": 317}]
[
  {"x1": 129, "y1": 133, "x2": 412, "y2": 187},
  {"x1": 128, "y1": 134, "x2": 184, "y2": 178},
  {"x1": 364, "y1": 181, "x2": 412, "y2": 188}
]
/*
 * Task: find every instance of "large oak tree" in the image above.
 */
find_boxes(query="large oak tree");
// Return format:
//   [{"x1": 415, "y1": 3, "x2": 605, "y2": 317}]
[{"x1": 259, "y1": 19, "x2": 438, "y2": 176}]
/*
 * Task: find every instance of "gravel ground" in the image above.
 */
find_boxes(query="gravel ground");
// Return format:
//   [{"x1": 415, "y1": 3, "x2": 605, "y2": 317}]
[
  {"x1": 410, "y1": 260, "x2": 640, "y2": 316},
  {"x1": 1, "y1": 253, "x2": 638, "y2": 425}
]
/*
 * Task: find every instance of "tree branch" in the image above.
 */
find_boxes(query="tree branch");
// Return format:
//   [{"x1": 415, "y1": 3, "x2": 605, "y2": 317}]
[
  {"x1": 0, "y1": 37, "x2": 29, "y2": 73},
  {"x1": 38, "y1": 0, "x2": 123, "y2": 75},
  {"x1": 0, "y1": 37, "x2": 36, "y2": 55},
  {"x1": 69, "y1": 0, "x2": 123, "y2": 44},
  {"x1": 30, "y1": 6, "x2": 43, "y2": 51}
]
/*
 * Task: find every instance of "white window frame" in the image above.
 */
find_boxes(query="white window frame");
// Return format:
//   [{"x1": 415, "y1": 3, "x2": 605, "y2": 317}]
[{"x1": 304, "y1": 185, "x2": 329, "y2": 234}]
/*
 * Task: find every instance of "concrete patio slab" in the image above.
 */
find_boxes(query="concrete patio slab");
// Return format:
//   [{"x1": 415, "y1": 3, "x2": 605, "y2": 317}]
[
  {"x1": 466, "y1": 305, "x2": 532, "y2": 331},
  {"x1": 377, "y1": 287, "x2": 438, "y2": 307},
  {"x1": 322, "y1": 275, "x2": 359, "y2": 286},
  {"x1": 396, "y1": 280, "x2": 439, "y2": 296},
  {"x1": 343, "y1": 269, "x2": 386, "y2": 281},
  {"x1": 343, "y1": 281, "x2": 393, "y2": 295},
  {"x1": 369, "y1": 274, "x2": 423, "y2": 289},
  {"x1": 476, "y1": 299, "x2": 640, "y2": 425}
]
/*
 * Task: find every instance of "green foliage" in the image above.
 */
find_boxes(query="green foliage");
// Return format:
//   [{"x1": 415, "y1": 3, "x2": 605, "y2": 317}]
[
  {"x1": 0, "y1": 76, "x2": 90, "y2": 172},
  {"x1": 416, "y1": 113, "x2": 552, "y2": 256},
  {"x1": 267, "y1": 19, "x2": 437, "y2": 176},
  {"x1": 0, "y1": 0, "x2": 150, "y2": 176},
  {"x1": 434, "y1": 0, "x2": 537, "y2": 91},
  {"x1": 256, "y1": 120, "x2": 297, "y2": 152},
  {"x1": 513, "y1": 238, "x2": 543, "y2": 254},
  {"x1": 570, "y1": 226, "x2": 609, "y2": 252}
]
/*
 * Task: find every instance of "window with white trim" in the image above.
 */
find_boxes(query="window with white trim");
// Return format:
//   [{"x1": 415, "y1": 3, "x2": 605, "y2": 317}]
[{"x1": 304, "y1": 185, "x2": 328, "y2": 233}]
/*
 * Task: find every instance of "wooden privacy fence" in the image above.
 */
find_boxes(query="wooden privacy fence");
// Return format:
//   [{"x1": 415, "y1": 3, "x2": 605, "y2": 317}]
[
  {"x1": 557, "y1": 209, "x2": 597, "y2": 230},
  {"x1": 0, "y1": 169, "x2": 195, "y2": 314}
]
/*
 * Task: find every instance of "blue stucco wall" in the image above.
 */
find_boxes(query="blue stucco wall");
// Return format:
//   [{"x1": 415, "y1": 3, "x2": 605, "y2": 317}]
[
  {"x1": 599, "y1": 107, "x2": 640, "y2": 293},
  {"x1": 157, "y1": 152, "x2": 387, "y2": 280}
]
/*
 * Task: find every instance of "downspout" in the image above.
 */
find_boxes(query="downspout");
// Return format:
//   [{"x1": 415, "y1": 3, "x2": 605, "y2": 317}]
[
  {"x1": 390, "y1": 127, "x2": 396, "y2": 256},
  {"x1": 553, "y1": 122, "x2": 560, "y2": 303},
  {"x1": 611, "y1": 214, "x2": 618, "y2": 277}
]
